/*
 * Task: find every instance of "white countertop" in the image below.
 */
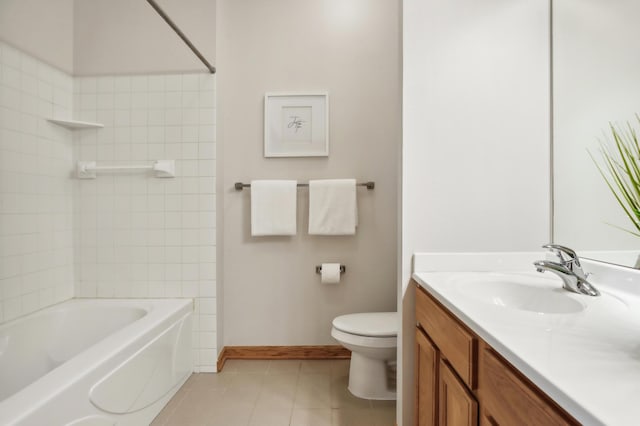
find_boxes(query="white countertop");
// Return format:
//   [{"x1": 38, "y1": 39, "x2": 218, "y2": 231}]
[{"x1": 413, "y1": 253, "x2": 640, "y2": 426}]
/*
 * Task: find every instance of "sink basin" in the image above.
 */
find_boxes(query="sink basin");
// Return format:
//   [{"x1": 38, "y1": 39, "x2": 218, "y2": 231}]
[{"x1": 454, "y1": 274, "x2": 586, "y2": 314}]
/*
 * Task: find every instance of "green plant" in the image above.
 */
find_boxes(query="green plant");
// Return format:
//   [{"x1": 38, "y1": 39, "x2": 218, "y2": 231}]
[{"x1": 591, "y1": 115, "x2": 640, "y2": 237}]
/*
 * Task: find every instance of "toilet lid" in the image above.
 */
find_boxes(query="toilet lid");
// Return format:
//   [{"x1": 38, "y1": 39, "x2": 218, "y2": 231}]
[{"x1": 332, "y1": 312, "x2": 397, "y2": 337}]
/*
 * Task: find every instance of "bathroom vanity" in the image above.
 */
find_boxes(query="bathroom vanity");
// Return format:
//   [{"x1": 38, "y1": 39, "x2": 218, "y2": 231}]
[
  {"x1": 411, "y1": 255, "x2": 640, "y2": 426},
  {"x1": 414, "y1": 281, "x2": 577, "y2": 425}
]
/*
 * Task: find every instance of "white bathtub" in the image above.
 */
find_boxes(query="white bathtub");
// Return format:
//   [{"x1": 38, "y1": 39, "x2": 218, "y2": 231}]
[{"x1": 0, "y1": 298, "x2": 193, "y2": 426}]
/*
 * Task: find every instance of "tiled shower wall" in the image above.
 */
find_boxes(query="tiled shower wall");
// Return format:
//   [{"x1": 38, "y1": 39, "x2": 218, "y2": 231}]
[
  {"x1": 73, "y1": 73, "x2": 217, "y2": 372},
  {"x1": 0, "y1": 42, "x2": 75, "y2": 323},
  {"x1": 0, "y1": 43, "x2": 217, "y2": 371}
]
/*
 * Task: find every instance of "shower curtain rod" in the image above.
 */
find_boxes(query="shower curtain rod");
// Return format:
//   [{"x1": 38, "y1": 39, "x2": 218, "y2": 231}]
[{"x1": 146, "y1": 0, "x2": 216, "y2": 74}]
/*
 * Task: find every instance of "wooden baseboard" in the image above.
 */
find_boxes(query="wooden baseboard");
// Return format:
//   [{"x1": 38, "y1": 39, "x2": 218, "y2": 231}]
[{"x1": 217, "y1": 345, "x2": 351, "y2": 371}]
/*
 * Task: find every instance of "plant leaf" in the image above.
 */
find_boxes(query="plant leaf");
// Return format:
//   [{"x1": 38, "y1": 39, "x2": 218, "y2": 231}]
[{"x1": 589, "y1": 118, "x2": 640, "y2": 236}]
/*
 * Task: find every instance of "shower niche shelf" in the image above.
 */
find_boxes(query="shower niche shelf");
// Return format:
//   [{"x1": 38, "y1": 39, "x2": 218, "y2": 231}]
[{"x1": 48, "y1": 119, "x2": 104, "y2": 130}]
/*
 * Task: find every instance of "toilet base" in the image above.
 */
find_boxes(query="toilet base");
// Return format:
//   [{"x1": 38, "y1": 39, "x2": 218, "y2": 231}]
[{"x1": 347, "y1": 352, "x2": 397, "y2": 400}]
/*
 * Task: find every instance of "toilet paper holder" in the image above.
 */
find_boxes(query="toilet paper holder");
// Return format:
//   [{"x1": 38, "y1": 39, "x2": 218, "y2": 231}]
[{"x1": 315, "y1": 265, "x2": 346, "y2": 274}]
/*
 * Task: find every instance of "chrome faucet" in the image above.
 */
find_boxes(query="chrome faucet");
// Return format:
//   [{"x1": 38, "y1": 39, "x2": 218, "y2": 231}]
[
  {"x1": 534, "y1": 244, "x2": 600, "y2": 296},
  {"x1": 542, "y1": 244, "x2": 588, "y2": 280}
]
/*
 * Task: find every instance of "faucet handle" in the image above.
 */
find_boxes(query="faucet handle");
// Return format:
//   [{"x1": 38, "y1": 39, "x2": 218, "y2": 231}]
[
  {"x1": 534, "y1": 260, "x2": 599, "y2": 296},
  {"x1": 542, "y1": 244, "x2": 580, "y2": 266},
  {"x1": 534, "y1": 260, "x2": 572, "y2": 275}
]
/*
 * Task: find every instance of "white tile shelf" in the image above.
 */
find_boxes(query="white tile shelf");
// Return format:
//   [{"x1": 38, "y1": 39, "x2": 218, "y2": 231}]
[{"x1": 47, "y1": 119, "x2": 104, "y2": 129}]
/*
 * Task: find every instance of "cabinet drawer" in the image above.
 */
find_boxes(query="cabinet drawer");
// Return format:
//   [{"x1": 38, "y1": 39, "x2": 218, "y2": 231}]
[
  {"x1": 479, "y1": 347, "x2": 577, "y2": 426},
  {"x1": 416, "y1": 284, "x2": 476, "y2": 388}
]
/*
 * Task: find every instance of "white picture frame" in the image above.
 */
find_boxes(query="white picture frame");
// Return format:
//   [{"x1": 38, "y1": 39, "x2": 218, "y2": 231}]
[{"x1": 264, "y1": 92, "x2": 329, "y2": 157}]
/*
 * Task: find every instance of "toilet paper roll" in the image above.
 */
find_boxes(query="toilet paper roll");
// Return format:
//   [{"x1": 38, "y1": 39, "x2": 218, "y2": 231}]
[{"x1": 321, "y1": 263, "x2": 341, "y2": 284}]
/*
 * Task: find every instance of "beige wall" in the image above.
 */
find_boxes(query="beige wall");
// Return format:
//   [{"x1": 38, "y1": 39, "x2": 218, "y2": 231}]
[
  {"x1": 73, "y1": 0, "x2": 215, "y2": 75},
  {"x1": 0, "y1": 0, "x2": 215, "y2": 76},
  {"x1": 0, "y1": 0, "x2": 74, "y2": 73},
  {"x1": 217, "y1": 0, "x2": 401, "y2": 346}
]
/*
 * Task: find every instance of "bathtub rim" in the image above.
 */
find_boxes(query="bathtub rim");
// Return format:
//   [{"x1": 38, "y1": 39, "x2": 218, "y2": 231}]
[{"x1": 0, "y1": 298, "x2": 193, "y2": 424}]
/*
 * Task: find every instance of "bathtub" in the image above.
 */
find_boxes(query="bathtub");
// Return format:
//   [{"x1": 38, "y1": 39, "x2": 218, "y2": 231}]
[{"x1": 0, "y1": 298, "x2": 193, "y2": 426}]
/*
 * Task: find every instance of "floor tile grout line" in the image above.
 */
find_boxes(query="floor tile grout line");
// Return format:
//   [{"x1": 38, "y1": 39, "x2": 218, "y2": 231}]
[{"x1": 153, "y1": 359, "x2": 394, "y2": 426}]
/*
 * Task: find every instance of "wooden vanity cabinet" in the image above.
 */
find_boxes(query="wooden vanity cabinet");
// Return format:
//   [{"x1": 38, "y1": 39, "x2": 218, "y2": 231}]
[
  {"x1": 414, "y1": 280, "x2": 578, "y2": 426},
  {"x1": 415, "y1": 282, "x2": 478, "y2": 426},
  {"x1": 416, "y1": 329, "x2": 479, "y2": 426}
]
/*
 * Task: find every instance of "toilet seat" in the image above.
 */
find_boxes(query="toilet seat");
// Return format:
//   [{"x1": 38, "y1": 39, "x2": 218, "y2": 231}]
[
  {"x1": 331, "y1": 327, "x2": 397, "y2": 349},
  {"x1": 332, "y1": 312, "x2": 397, "y2": 337}
]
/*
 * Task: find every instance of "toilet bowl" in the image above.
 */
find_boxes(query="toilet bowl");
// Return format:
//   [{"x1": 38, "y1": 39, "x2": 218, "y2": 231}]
[{"x1": 331, "y1": 312, "x2": 397, "y2": 400}]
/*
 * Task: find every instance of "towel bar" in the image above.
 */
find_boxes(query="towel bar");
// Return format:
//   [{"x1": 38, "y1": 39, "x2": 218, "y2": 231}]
[
  {"x1": 77, "y1": 160, "x2": 175, "y2": 179},
  {"x1": 315, "y1": 265, "x2": 346, "y2": 274},
  {"x1": 234, "y1": 181, "x2": 374, "y2": 190}
]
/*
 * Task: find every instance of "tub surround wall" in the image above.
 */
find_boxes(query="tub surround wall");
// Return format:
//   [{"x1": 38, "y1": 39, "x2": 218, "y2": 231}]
[
  {"x1": 73, "y1": 73, "x2": 217, "y2": 372},
  {"x1": 0, "y1": 42, "x2": 75, "y2": 323},
  {"x1": 0, "y1": 42, "x2": 218, "y2": 371},
  {"x1": 0, "y1": 0, "x2": 218, "y2": 370},
  {"x1": 217, "y1": 0, "x2": 401, "y2": 347},
  {"x1": 402, "y1": 0, "x2": 551, "y2": 424}
]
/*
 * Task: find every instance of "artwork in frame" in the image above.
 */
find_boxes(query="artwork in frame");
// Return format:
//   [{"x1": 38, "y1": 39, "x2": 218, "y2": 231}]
[{"x1": 264, "y1": 92, "x2": 329, "y2": 157}]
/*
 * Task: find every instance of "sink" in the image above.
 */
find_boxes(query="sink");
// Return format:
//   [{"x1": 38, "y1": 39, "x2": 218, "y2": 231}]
[{"x1": 453, "y1": 274, "x2": 586, "y2": 314}]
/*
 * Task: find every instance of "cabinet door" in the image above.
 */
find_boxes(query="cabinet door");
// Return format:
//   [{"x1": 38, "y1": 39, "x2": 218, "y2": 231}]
[
  {"x1": 416, "y1": 285, "x2": 476, "y2": 388},
  {"x1": 439, "y1": 359, "x2": 478, "y2": 426},
  {"x1": 415, "y1": 329, "x2": 439, "y2": 426}
]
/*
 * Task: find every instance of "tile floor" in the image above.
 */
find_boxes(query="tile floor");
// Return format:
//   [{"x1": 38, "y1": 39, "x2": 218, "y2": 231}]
[{"x1": 152, "y1": 359, "x2": 396, "y2": 426}]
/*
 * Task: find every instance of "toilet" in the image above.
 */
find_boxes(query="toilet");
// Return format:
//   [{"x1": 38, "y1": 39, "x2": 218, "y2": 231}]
[{"x1": 331, "y1": 312, "x2": 398, "y2": 400}]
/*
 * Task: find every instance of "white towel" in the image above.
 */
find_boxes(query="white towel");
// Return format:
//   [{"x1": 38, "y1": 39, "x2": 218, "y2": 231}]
[
  {"x1": 251, "y1": 180, "x2": 297, "y2": 236},
  {"x1": 308, "y1": 179, "x2": 357, "y2": 235}
]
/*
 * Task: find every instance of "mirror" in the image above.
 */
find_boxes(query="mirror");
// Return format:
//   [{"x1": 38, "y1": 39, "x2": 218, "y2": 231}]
[{"x1": 553, "y1": 0, "x2": 640, "y2": 267}]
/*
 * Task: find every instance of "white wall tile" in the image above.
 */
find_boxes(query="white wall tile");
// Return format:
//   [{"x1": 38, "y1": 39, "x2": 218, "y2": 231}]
[
  {"x1": 131, "y1": 92, "x2": 148, "y2": 109},
  {"x1": 148, "y1": 76, "x2": 165, "y2": 92},
  {"x1": 96, "y1": 76, "x2": 114, "y2": 93},
  {"x1": 199, "y1": 298, "x2": 216, "y2": 314},
  {"x1": 0, "y1": 43, "x2": 74, "y2": 323},
  {"x1": 165, "y1": 92, "x2": 182, "y2": 108},
  {"x1": 114, "y1": 76, "x2": 131, "y2": 93},
  {"x1": 164, "y1": 75, "x2": 182, "y2": 92},
  {"x1": 199, "y1": 332, "x2": 216, "y2": 348},
  {"x1": 198, "y1": 125, "x2": 215, "y2": 142},
  {"x1": 130, "y1": 76, "x2": 149, "y2": 93},
  {"x1": 114, "y1": 93, "x2": 131, "y2": 109}
]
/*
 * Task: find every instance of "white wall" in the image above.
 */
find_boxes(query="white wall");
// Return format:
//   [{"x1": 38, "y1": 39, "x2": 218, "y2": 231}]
[
  {"x1": 401, "y1": 0, "x2": 551, "y2": 424},
  {"x1": 0, "y1": 0, "x2": 74, "y2": 73},
  {"x1": 74, "y1": 0, "x2": 215, "y2": 76},
  {"x1": 0, "y1": 43, "x2": 75, "y2": 323},
  {"x1": 217, "y1": 0, "x2": 401, "y2": 347}
]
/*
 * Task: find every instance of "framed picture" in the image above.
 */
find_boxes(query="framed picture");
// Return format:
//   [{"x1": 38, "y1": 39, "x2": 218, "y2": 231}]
[{"x1": 264, "y1": 92, "x2": 329, "y2": 157}]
